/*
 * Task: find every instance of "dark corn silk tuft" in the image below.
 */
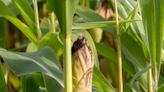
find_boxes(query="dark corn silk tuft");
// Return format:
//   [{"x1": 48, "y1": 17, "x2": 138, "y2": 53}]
[
  {"x1": 72, "y1": 36, "x2": 86, "y2": 54},
  {"x1": 72, "y1": 36, "x2": 94, "y2": 92},
  {"x1": 0, "y1": 57, "x2": 4, "y2": 63}
]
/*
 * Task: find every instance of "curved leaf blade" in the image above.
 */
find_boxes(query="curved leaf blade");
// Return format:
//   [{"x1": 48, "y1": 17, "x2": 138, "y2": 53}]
[
  {"x1": 0, "y1": 48, "x2": 64, "y2": 87},
  {"x1": 0, "y1": 1, "x2": 37, "y2": 44}
]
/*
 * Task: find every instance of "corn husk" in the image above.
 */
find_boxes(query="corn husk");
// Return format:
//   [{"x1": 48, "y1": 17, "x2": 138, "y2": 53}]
[{"x1": 72, "y1": 36, "x2": 94, "y2": 92}]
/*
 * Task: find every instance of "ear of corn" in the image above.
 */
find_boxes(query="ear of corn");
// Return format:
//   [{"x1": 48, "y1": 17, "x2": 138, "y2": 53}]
[{"x1": 72, "y1": 36, "x2": 94, "y2": 92}]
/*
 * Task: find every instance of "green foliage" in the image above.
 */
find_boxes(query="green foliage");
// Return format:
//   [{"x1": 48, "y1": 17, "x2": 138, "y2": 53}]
[
  {"x1": 12, "y1": 0, "x2": 35, "y2": 31},
  {"x1": 140, "y1": 0, "x2": 164, "y2": 91},
  {"x1": 0, "y1": 0, "x2": 163, "y2": 92},
  {"x1": 0, "y1": 1, "x2": 37, "y2": 44},
  {"x1": 158, "y1": 84, "x2": 164, "y2": 92},
  {"x1": 47, "y1": 0, "x2": 79, "y2": 35},
  {"x1": 93, "y1": 66, "x2": 115, "y2": 92},
  {"x1": 0, "y1": 48, "x2": 63, "y2": 87},
  {"x1": 0, "y1": 18, "x2": 7, "y2": 48},
  {"x1": 0, "y1": 62, "x2": 7, "y2": 92}
]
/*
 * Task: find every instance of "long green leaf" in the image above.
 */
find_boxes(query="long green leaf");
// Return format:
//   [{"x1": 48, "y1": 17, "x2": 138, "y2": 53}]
[
  {"x1": 1, "y1": 0, "x2": 19, "y2": 16},
  {"x1": 76, "y1": 6, "x2": 105, "y2": 22},
  {"x1": 140, "y1": 0, "x2": 164, "y2": 70},
  {"x1": 0, "y1": 48, "x2": 64, "y2": 87},
  {"x1": 73, "y1": 20, "x2": 140, "y2": 30},
  {"x1": 12, "y1": 0, "x2": 35, "y2": 30},
  {"x1": 47, "y1": 0, "x2": 79, "y2": 35},
  {"x1": 93, "y1": 66, "x2": 114, "y2": 92},
  {"x1": 96, "y1": 42, "x2": 135, "y2": 76},
  {"x1": 6, "y1": 16, "x2": 37, "y2": 44},
  {"x1": 39, "y1": 32, "x2": 63, "y2": 58},
  {"x1": 130, "y1": 66, "x2": 151, "y2": 92},
  {"x1": 44, "y1": 75, "x2": 63, "y2": 92},
  {"x1": 22, "y1": 75, "x2": 41, "y2": 92},
  {"x1": 121, "y1": 33, "x2": 148, "y2": 90},
  {"x1": 121, "y1": 33, "x2": 147, "y2": 69},
  {"x1": 140, "y1": 0, "x2": 164, "y2": 90},
  {"x1": 0, "y1": 1, "x2": 37, "y2": 44}
]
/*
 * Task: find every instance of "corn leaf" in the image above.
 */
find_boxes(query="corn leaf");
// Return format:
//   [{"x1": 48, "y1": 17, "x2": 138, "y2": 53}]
[
  {"x1": 47, "y1": 0, "x2": 79, "y2": 35},
  {"x1": 76, "y1": 6, "x2": 105, "y2": 22},
  {"x1": 121, "y1": 33, "x2": 147, "y2": 69},
  {"x1": 0, "y1": 48, "x2": 64, "y2": 87},
  {"x1": 0, "y1": 1, "x2": 37, "y2": 44},
  {"x1": 1, "y1": 0, "x2": 19, "y2": 16},
  {"x1": 139, "y1": 0, "x2": 164, "y2": 85},
  {"x1": 44, "y1": 75, "x2": 64, "y2": 92},
  {"x1": 12, "y1": 0, "x2": 35, "y2": 30},
  {"x1": 39, "y1": 33, "x2": 63, "y2": 58},
  {"x1": 73, "y1": 20, "x2": 140, "y2": 30},
  {"x1": 93, "y1": 66, "x2": 115, "y2": 92},
  {"x1": 21, "y1": 75, "x2": 42, "y2": 92},
  {"x1": 96, "y1": 42, "x2": 135, "y2": 76}
]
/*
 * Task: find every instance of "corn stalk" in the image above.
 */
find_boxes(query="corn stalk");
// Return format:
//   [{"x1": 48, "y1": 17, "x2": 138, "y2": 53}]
[{"x1": 114, "y1": 0, "x2": 123, "y2": 92}]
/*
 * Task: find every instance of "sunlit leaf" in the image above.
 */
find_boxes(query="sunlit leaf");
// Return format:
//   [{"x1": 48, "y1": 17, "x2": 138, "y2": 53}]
[
  {"x1": 39, "y1": 32, "x2": 63, "y2": 59},
  {"x1": 12, "y1": 0, "x2": 35, "y2": 30}
]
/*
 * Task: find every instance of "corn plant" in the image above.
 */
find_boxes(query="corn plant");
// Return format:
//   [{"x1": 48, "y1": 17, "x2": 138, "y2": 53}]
[{"x1": 0, "y1": 0, "x2": 164, "y2": 92}]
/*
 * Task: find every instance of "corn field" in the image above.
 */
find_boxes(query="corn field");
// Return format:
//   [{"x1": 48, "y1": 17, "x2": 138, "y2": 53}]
[{"x1": 0, "y1": 0, "x2": 164, "y2": 92}]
